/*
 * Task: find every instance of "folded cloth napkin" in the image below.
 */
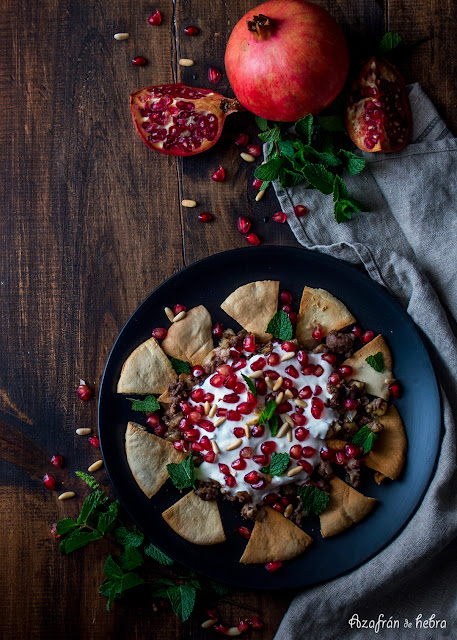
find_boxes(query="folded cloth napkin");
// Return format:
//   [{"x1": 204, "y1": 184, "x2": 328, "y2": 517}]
[{"x1": 273, "y1": 84, "x2": 457, "y2": 639}]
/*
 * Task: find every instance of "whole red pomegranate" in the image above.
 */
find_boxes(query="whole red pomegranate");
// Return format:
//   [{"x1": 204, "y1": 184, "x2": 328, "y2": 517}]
[
  {"x1": 346, "y1": 57, "x2": 412, "y2": 152},
  {"x1": 224, "y1": 0, "x2": 349, "y2": 121},
  {"x1": 130, "y1": 83, "x2": 240, "y2": 155}
]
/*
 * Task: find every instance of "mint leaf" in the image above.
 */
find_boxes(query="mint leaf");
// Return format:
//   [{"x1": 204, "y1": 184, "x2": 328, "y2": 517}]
[
  {"x1": 144, "y1": 542, "x2": 174, "y2": 566},
  {"x1": 61, "y1": 529, "x2": 102, "y2": 554},
  {"x1": 298, "y1": 484, "x2": 330, "y2": 516},
  {"x1": 262, "y1": 452, "x2": 290, "y2": 477},
  {"x1": 379, "y1": 31, "x2": 402, "y2": 54},
  {"x1": 258, "y1": 398, "x2": 277, "y2": 427},
  {"x1": 277, "y1": 140, "x2": 295, "y2": 159},
  {"x1": 114, "y1": 525, "x2": 145, "y2": 549},
  {"x1": 255, "y1": 115, "x2": 269, "y2": 131},
  {"x1": 119, "y1": 571, "x2": 144, "y2": 592},
  {"x1": 269, "y1": 413, "x2": 279, "y2": 437},
  {"x1": 301, "y1": 162, "x2": 335, "y2": 194},
  {"x1": 353, "y1": 425, "x2": 379, "y2": 454},
  {"x1": 334, "y1": 199, "x2": 361, "y2": 224},
  {"x1": 55, "y1": 518, "x2": 79, "y2": 536},
  {"x1": 254, "y1": 157, "x2": 284, "y2": 182},
  {"x1": 128, "y1": 395, "x2": 160, "y2": 412},
  {"x1": 151, "y1": 578, "x2": 176, "y2": 597},
  {"x1": 76, "y1": 471, "x2": 99, "y2": 490},
  {"x1": 295, "y1": 115, "x2": 313, "y2": 144},
  {"x1": 279, "y1": 166, "x2": 305, "y2": 188},
  {"x1": 99, "y1": 579, "x2": 121, "y2": 611},
  {"x1": 339, "y1": 149, "x2": 366, "y2": 175},
  {"x1": 170, "y1": 358, "x2": 191, "y2": 374},
  {"x1": 365, "y1": 352, "x2": 384, "y2": 372},
  {"x1": 206, "y1": 580, "x2": 230, "y2": 596},
  {"x1": 104, "y1": 554, "x2": 123, "y2": 580},
  {"x1": 77, "y1": 490, "x2": 108, "y2": 525},
  {"x1": 167, "y1": 456, "x2": 195, "y2": 490},
  {"x1": 317, "y1": 114, "x2": 346, "y2": 132},
  {"x1": 333, "y1": 175, "x2": 349, "y2": 201},
  {"x1": 118, "y1": 547, "x2": 144, "y2": 571},
  {"x1": 241, "y1": 374, "x2": 257, "y2": 398},
  {"x1": 259, "y1": 126, "x2": 281, "y2": 143},
  {"x1": 266, "y1": 310, "x2": 293, "y2": 341},
  {"x1": 167, "y1": 584, "x2": 197, "y2": 622},
  {"x1": 97, "y1": 500, "x2": 120, "y2": 534}
]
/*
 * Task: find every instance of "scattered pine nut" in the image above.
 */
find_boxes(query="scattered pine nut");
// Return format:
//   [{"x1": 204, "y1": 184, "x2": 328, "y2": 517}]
[
  {"x1": 226, "y1": 438, "x2": 243, "y2": 451},
  {"x1": 280, "y1": 352, "x2": 295, "y2": 362},
  {"x1": 285, "y1": 389, "x2": 294, "y2": 398},
  {"x1": 214, "y1": 417, "x2": 226, "y2": 428},
  {"x1": 284, "y1": 414, "x2": 294, "y2": 428},
  {"x1": 201, "y1": 619, "x2": 216, "y2": 629},
  {"x1": 276, "y1": 422, "x2": 290, "y2": 438},
  {"x1": 248, "y1": 370, "x2": 263, "y2": 379},
  {"x1": 164, "y1": 306, "x2": 175, "y2": 322},
  {"x1": 172, "y1": 310, "x2": 187, "y2": 322},
  {"x1": 204, "y1": 401, "x2": 211, "y2": 416},
  {"x1": 76, "y1": 428, "x2": 91, "y2": 436},
  {"x1": 58, "y1": 491, "x2": 76, "y2": 500},
  {"x1": 88, "y1": 460, "x2": 104, "y2": 472},
  {"x1": 284, "y1": 504, "x2": 293, "y2": 518},
  {"x1": 295, "y1": 399, "x2": 308, "y2": 408},
  {"x1": 265, "y1": 376, "x2": 274, "y2": 390},
  {"x1": 211, "y1": 440, "x2": 220, "y2": 454},
  {"x1": 246, "y1": 415, "x2": 260, "y2": 426},
  {"x1": 275, "y1": 391, "x2": 284, "y2": 404},
  {"x1": 209, "y1": 404, "x2": 217, "y2": 419},
  {"x1": 179, "y1": 58, "x2": 195, "y2": 66},
  {"x1": 287, "y1": 466, "x2": 302, "y2": 478},
  {"x1": 227, "y1": 628, "x2": 242, "y2": 637},
  {"x1": 114, "y1": 32, "x2": 129, "y2": 40},
  {"x1": 182, "y1": 199, "x2": 197, "y2": 207},
  {"x1": 240, "y1": 152, "x2": 256, "y2": 162},
  {"x1": 244, "y1": 424, "x2": 250, "y2": 438},
  {"x1": 255, "y1": 189, "x2": 265, "y2": 202},
  {"x1": 287, "y1": 429, "x2": 293, "y2": 442},
  {"x1": 273, "y1": 376, "x2": 283, "y2": 392},
  {"x1": 266, "y1": 473, "x2": 272, "y2": 483}
]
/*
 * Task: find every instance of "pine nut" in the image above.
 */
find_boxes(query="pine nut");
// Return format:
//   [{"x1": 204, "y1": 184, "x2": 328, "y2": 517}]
[
  {"x1": 114, "y1": 32, "x2": 129, "y2": 40},
  {"x1": 164, "y1": 306, "x2": 175, "y2": 322},
  {"x1": 172, "y1": 310, "x2": 187, "y2": 323},
  {"x1": 179, "y1": 58, "x2": 194, "y2": 67},
  {"x1": 204, "y1": 401, "x2": 211, "y2": 416},
  {"x1": 276, "y1": 422, "x2": 290, "y2": 438},
  {"x1": 248, "y1": 370, "x2": 263, "y2": 379},
  {"x1": 284, "y1": 414, "x2": 294, "y2": 428},
  {"x1": 285, "y1": 389, "x2": 294, "y2": 398},
  {"x1": 209, "y1": 404, "x2": 217, "y2": 419},
  {"x1": 226, "y1": 438, "x2": 243, "y2": 451},
  {"x1": 254, "y1": 406, "x2": 264, "y2": 414},
  {"x1": 273, "y1": 377, "x2": 283, "y2": 392},
  {"x1": 287, "y1": 429, "x2": 293, "y2": 442},
  {"x1": 214, "y1": 417, "x2": 226, "y2": 428},
  {"x1": 255, "y1": 190, "x2": 265, "y2": 202},
  {"x1": 244, "y1": 424, "x2": 250, "y2": 438},
  {"x1": 295, "y1": 399, "x2": 308, "y2": 408},
  {"x1": 227, "y1": 628, "x2": 242, "y2": 637},
  {"x1": 240, "y1": 152, "x2": 255, "y2": 162},
  {"x1": 212, "y1": 440, "x2": 220, "y2": 454},
  {"x1": 280, "y1": 352, "x2": 295, "y2": 362},
  {"x1": 201, "y1": 619, "x2": 216, "y2": 629},
  {"x1": 287, "y1": 466, "x2": 302, "y2": 478},
  {"x1": 246, "y1": 415, "x2": 260, "y2": 426},
  {"x1": 275, "y1": 391, "x2": 284, "y2": 404},
  {"x1": 58, "y1": 491, "x2": 76, "y2": 500},
  {"x1": 88, "y1": 460, "x2": 103, "y2": 472},
  {"x1": 284, "y1": 504, "x2": 293, "y2": 518},
  {"x1": 181, "y1": 199, "x2": 197, "y2": 207},
  {"x1": 266, "y1": 473, "x2": 272, "y2": 483},
  {"x1": 265, "y1": 376, "x2": 274, "y2": 390},
  {"x1": 76, "y1": 428, "x2": 91, "y2": 436}
]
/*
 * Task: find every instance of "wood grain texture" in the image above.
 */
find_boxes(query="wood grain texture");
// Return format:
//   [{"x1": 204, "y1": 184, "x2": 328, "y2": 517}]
[{"x1": 0, "y1": 0, "x2": 454, "y2": 637}]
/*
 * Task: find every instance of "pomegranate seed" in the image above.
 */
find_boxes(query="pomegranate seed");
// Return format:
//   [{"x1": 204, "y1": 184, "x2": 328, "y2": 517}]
[
  {"x1": 255, "y1": 379, "x2": 268, "y2": 395},
  {"x1": 264, "y1": 369, "x2": 279, "y2": 380},
  {"x1": 43, "y1": 473, "x2": 56, "y2": 490},
  {"x1": 302, "y1": 446, "x2": 316, "y2": 458},
  {"x1": 210, "y1": 373, "x2": 225, "y2": 388},
  {"x1": 214, "y1": 624, "x2": 229, "y2": 635},
  {"x1": 154, "y1": 424, "x2": 166, "y2": 437},
  {"x1": 237, "y1": 215, "x2": 251, "y2": 234},
  {"x1": 207, "y1": 608, "x2": 219, "y2": 620},
  {"x1": 314, "y1": 365, "x2": 324, "y2": 377},
  {"x1": 328, "y1": 372, "x2": 341, "y2": 385},
  {"x1": 238, "y1": 620, "x2": 249, "y2": 632},
  {"x1": 232, "y1": 358, "x2": 247, "y2": 372},
  {"x1": 276, "y1": 401, "x2": 292, "y2": 414},
  {"x1": 204, "y1": 450, "x2": 216, "y2": 463},
  {"x1": 244, "y1": 470, "x2": 261, "y2": 484},
  {"x1": 146, "y1": 412, "x2": 161, "y2": 428},
  {"x1": 311, "y1": 398, "x2": 324, "y2": 419},
  {"x1": 298, "y1": 385, "x2": 312, "y2": 399},
  {"x1": 77, "y1": 380, "x2": 92, "y2": 401},
  {"x1": 290, "y1": 444, "x2": 302, "y2": 459},
  {"x1": 272, "y1": 501, "x2": 285, "y2": 513},
  {"x1": 233, "y1": 427, "x2": 245, "y2": 438},
  {"x1": 299, "y1": 460, "x2": 314, "y2": 474},
  {"x1": 50, "y1": 522, "x2": 61, "y2": 538},
  {"x1": 212, "y1": 321, "x2": 223, "y2": 338},
  {"x1": 132, "y1": 56, "x2": 147, "y2": 66},
  {"x1": 218, "y1": 364, "x2": 233, "y2": 376},
  {"x1": 235, "y1": 133, "x2": 249, "y2": 146},
  {"x1": 234, "y1": 382, "x2": 246, "y2": 394},
  {"x1": 224, "y1": 376, "x2": 237, "y2": 391},
  {"x1": 245, "y1": 232, "x2": 261, "y2": 246},
  {"x1": 184, "y1": 428, "x2": 200, "y2": 442},
  {"x1": 321, "y1": 353, "x2": 337, "y2": 364},
  {"x1": 253, "y1": 454, "x2": 268, "y2": 466},
  {"x1": 261, "y1": 441, "x2": 277, "y2": 455},
  {"x1": 211, "y1": 166, "x2": 225, "y2": 182},
  {"x1": 334, "y1": 450, "x2": 347, "y2": 465},
  {"x1": 231, "y1": 457, "x2": 246, "y2": 470},
  {"x1": 192, "y1": 365, "x2": 205, "y2": 378},
  {"x1": 174, "y1": 440, "x2": 189, "y2": 452},
  {"x1": 152, "y1": 327, "x2": 167, "y2": 340},
  {"x1": 352, "y1": 325, "x2": 363, "y2": 338},
  {"x1": 273, "y1": 211, "x2": 287, "y2": 223},
  {"x1": 345, "y1": 443, "x2": 360, "y2": 459},
  {"x1": 243, "y1": 334, "x2": 256, "y2": 352},
  {"x1": 180, "y1": 401, "x2": 192, "y2": 415},
  {"x1": 173, "y1": 304, "x2": 186, "y2": 315},
  {"x1": 288, "y1": 387, "x2": 298, "y2": 398},
  {"x1": 51, "y1": 454, "x2": 63, "y2": 469},
  {"x1": 389, "y1": 382, "x2": 402, "y2": 398},
  {"x1": 236, "y1": 526, "x2": 251, "y2": 540},
  {"x1": 251, "y1": 424, "x2": 265, "y2": 437},
  {"x1": 280, "y1": 290, "x2": 293, "y2": 305},
  {"x1": 248, "y1": 616, "x2": 264, "y2": 629},
  {"x1": 312, "y1": 324, "x2": 324, "y2": 341},
  {"x1": 240, "y1": 446, "x2": 253, "y2": 459},
  {"x1": 246, "y1": 144, "x2": 261, "y2": 157},
  {"x1": 297, "y1": 350, "x2": 308, "y2": 365},
  {"x1": 313, "y1": 385, "x2": 322, "y2": 395},
  {"x1": 252, "y1": 478, "x2": 267, "y2": 490},
  {"x1": 189, "y1": 411, "x2": 202, "y2": 424},
  {"x1": 344, "y1": 398, "x2": 358, "y2": 411},
  {"x1": 148, "y1": 10, "x2": 162, "y2": 25},
  {"x1": 291, "y1": 412, "x2": 307, "y2": 426},
  {"x1": 288, "y1": 311, "x2": 298, "y2": 324},
  {"x1": 263, "y1": 493, "x2": 278, "y2": 504},
  {"x1": 265, "y1": 561, "x2": 282, "y2": 573},
  {"x1": 216, "y1": 408, "x2": 227, "y2": 417},
  {"x1": 302, "y1": 364, "x2": 316, "y2": 376},
  {"x1": 282, "y1": 304, "x2": 291, "y2": 314},
  {"x1": 191, "y1": 441, "x2": 204, "y2": 452},
  {"x1": 320, "y1": 445, "x2": 332, "y2": 461},
  {"x1": 237, "y1": 401, "x2": 252, "y2": 415},
  {"x1": 294, "y1": 204, "x2": 308, "y2": 218},
  {"x1": 227, "y1": 410, "x2": 242, "y2": 421},
  {"x1": 362, "y1": 330, "x2": 375, "y2": 344},
  {"x1": 219, "y1": 463, "x2": 230, "y2": 476},
  {"x1": 267, "y1": 352, "x2": 280, "y2": 366},
  {"x1": 281, "y1": 341, "x2": 297, "y2": 353},
  {"x1": 338, "y1": 365, "x2": 353, "y2": 378},
  {"x1": 199, "y1": 419, "x2": 215, "y2": 432},
  {"x1": 250, "y1": 357, "x2": 266, "y2": 371},
  {"x1": 223, "y1": 393, "x2": 240, "y2": 404},
  {"x1": 200, "y1": 436, "x2": 212, "y2": 450},
  {"x1": 184, "y1": 25, "x2": 198, "y2": 35},
  {"x1": 179, "y1": 417, "x2": 191, "y2": 432},
  {"x1": 208, "y1": 66, "x2": 221, "y2": 84},
  {"x1": 252, "y1": 177, "x2": 263, "y2": 190},
  {"x1": 198, "y1": 212, "x2": 213, "y2": 223},
  {"x1": 285, "y1": 365, "x2": 299, "y2": 379},
  {"x1": 88, "y1": 436, "x2": 100, "y2": 448}
]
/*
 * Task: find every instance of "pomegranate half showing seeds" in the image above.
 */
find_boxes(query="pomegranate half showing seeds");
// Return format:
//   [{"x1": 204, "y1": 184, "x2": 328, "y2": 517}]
[
  {"x1": 346, "y1": 56, "x2": 412, "y2": 153},
  {"x1": 130, "y1": 83, "x2": 241, "y2": 156}
]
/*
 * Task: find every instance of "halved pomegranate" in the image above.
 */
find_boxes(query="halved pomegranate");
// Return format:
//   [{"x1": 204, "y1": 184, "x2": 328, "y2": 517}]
[
  {"x1": 130, "y1": 83, "x2": 241, "y2": 156},
  {"x1": 346, "y1": 57, "x2": 411, "y2": 153}
]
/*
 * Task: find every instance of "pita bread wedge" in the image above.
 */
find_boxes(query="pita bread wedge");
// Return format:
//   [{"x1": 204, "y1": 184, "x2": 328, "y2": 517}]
[
  {"x1": 365, "y1": 406, "x2": 407, "y2": 480},
  {"x1": 343, "y1": 334, "x2": 393, "y2": 400},
  {"x1": 162, "y1": 490, "x2": 226, "y2": 545},
  {"x1": 240, "y1": 506, "x2": 313, "y2": 563},
  {"x1": 296, "y1": 287, "x2": 355, "y2": 349},
  {"x1": 117, "y1": 337, "x2": 176, "y2": 395},
  {"x1": 220, "y1": 281, "x2": 279, "y2": 341},
  {"x1": 320, "y1": 476, "x2": 377, "y2": 538},
  {"x1": 162, "y1": 305, "x2": 214, "y2": 366},
  {"x1": 125, "y1": 422, "x2": 185, "y2": 498}
]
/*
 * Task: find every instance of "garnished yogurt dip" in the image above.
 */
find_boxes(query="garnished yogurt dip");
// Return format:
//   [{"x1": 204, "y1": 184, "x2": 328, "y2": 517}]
[{"x1": 188, "y1": 339, "x2": 338, "y2": 504}]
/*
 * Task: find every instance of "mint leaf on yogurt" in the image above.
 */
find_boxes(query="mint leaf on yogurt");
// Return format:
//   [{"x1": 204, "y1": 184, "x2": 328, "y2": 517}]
[
  {"x1": 266, "y1": 310, "x2": 293, "y2": 341},
  {"x1": 261, "y1": 452, "x2": 290, "y2": 477},
  {"x1": 242, "y1": 374, "x2": 257, "y2": 397}
]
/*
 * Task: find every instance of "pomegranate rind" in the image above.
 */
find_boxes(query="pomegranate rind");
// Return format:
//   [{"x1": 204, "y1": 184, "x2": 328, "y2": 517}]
[
  {"x1": 161, "y1": 306, "x2": 214, "y2": 366},
  {"x1": 162, "y1": 490, "x2": 226, "y2": 545},
  {"x1": 117, "y1": 337, "x2": 177, "y2": 395},
  {"x1": 220, "y1": 280, "x2": 279, "y2": 342},
  {"x1": 342, "y1": 334, "x2": 393, "y2": 400},
  {"x1": 296, "y1": 287, "x2": 355, "y2": 349},
  {"x1": 365, "y1": 406, "x2": 407, "y2": 480},
  {"x1": 319, "y1": 476, "x2": 377, "y2": 538}
]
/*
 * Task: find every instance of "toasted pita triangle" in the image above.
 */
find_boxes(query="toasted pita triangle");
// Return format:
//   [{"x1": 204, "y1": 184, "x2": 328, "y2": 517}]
[
  {"x1": 320, "y1": 476, "x2": 377, "y2": 538},
  {"x1": 161, "y1": 305, "x2": 214, "y2": 366},
  {"x1": 162, "y1": 491, "x2": 226, "y2": 545},
  {"x1": 296, "y1": 287, "x2": 355, "y2": 349},
  {"x1": 220, "y1": 281, "x2": 279, "y2": 342},
  {"x1": 125, "y1": 422, "x2": 185, "y2": 498},
  {"x1": 117, "y1": 337, "x2": 176, "y2": 395},
  {"x1": 343, "y1": 335, "x2": 393, "y2": 400},
  {"x1": 365, "y1": 406, "x2": 407, "y2": 480},
  {"x1": 240, "y1": 506, "x2": 313, "y2": 564}
]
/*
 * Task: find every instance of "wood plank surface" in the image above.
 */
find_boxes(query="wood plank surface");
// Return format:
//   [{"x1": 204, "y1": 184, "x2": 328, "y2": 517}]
[{"x1": 0, "y1": 0, "x2": 454, "y2": 638}]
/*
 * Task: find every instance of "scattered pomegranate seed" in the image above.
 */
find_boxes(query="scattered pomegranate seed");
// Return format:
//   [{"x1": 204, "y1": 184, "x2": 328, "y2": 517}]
[
  {"x1": 211, "y1": 165, "x2": 225, "y2": 182},
  {"x1": 231, "y1": 457, "x2": 246, "y2": 470},
  {"x1": 204, "y1": 451, "x2": 216, "y2": 463},
  {"x1": 255, "y1": 379, "x2": 267, "y2": 395},
  {"x1": 153, "y1": 424, "x2": 166, "y2": 437},
  {"x1": 252, "y1": 177, "x2": 263, "y2": 190},
  {"x1": 320, "y1": 446, "x2": 332, "y2": 461},
  {"x1": 88, "y1": 436, "x2": 100, "y2": 448},
  {"x1": 251, "y1": 478, "x2": 267, "y2": 490},
  {"x1": 207, "y1": 608, "x2": 219, "y2": 620},
  {"x1": 281, "y1": 341, "x2": 297, "y2": 352},
  {"x1": 313, "y1": 385, "x2": 322, "y2": 395},
  {"x1": 389, "y1": 382, "x2": 402, "y2": 398},
  {"x1": 298, "y1": 385, "x2": 312, "y2": 399},
  {"x1": 225, "y1": 475, "x2": 237, "y2": 488},
  {"x1": 272, "y1": 501, "x2": 285, "y2": 513},
  {"x1": 212, "y1": 322, "x2": 223, "y2": 338},
  {"x1": 208, "y1": 66, "x2": 221, "y2": 84},
  {"x1": 265, "y1": 560, "x2": 282, "y2": 573},
  {"x1": 321, "y1": 353, "x2": 337, "y2": 364},
  {"x1": 51, "y1": 454, "x2": 63, "y2": 468},
  {"x1": 273, "y1": 211, "x2": 287, "y2": 223},
  {"x1": 290, "y1": 444, "x2": 302, "y2": 459},
  {"x1": 152, "y1": 327, "x2": 167, "y2": 340},
  {"x1": 314, "y1": 365, "x2": 324, "y2": 377},
  {"x1": 362, "y1": 330, "x2": 375, "y2": 344},
  {"x1": 191, "y1": 441, "x2": 204, "y2": 452},
  {"x1": 237, "y1": 620, "x2": 249, "y2": 632},
  {"x1": 219, "y1": 463, "x2": 231, "y2": 476},
  {"x1": 250, "y1": 357, "x2": 266, "y2": 371},
  {"x1": 338, "y1": 365, "x2": 353, "y2": 378},
  {"x1": 50, "y1": 522, "x2": 61, "y2": 538},
  {"x1": 302, "y1": 446, "x2": 316, "y2": 458},
  {"x1": 246, "y1": 144, "x2": 261, "y2": 157},
  {"x1": 334, "y1": 450, "x2": 347, "y2": 465},
  {"x1": 344, "y1": 398, "x2": 358, "y2": 411},
  {"x1": 132, "y1": 56, "x2": 147, "y2": 66},
  {"x1": 236, "y1": 525, "x2": 251, "y2": 540},
  {"x1": 328, "y1": 372, "x2": 341, "y2": 385},
  {"x1": 174, "y1": 303, "x2": 186, "y2": 315},
  {"x1": 214, "y1": 624, "x2": 229, "y2": 635},
  {"x1": 184, "y1": 25, "x2": 198, "y2": 35},
  {"x1": 77, "y1": 380, "x2": 92, "y2": 401},
  {"x1": 345, "y1": 443, "x2": 360, "y2": 459},
  {"x1": 248, "y1": 616, "x2": 264, "y2": 629},
  {"x1": 280, "y1": 290, "x2": 293, "y2": 306},
  {"x1": 297, "y1": 350, "x2": 308, "y2": 365},
  {"x1": 148, "y1": 10, "x2": 162, "y2": 25},
  {"x1": 198, "y1": 212, "x2": 213, "y2": 223},
  {"x1": 43, "y1": 474, "x2": 56, "y2": 490},
  {"x1": 291, "y1": 412, "x2": 307, "y2": 426},
  {"x1": 245, "y1": 232, "x2": 261, "y2": 246},
  {"x1": 261, "y1": 441, "x2": 277, "y2": 455},
  {"x1": 251, "y1": 424, "x2": 265, "y2": 437},
  {"x1": 240, "y1": 446, "x2": 253, "y2": 459},
  {"x1": 237, "y1": 215, "x2": 251, "y2": 234},
  {"x1": 302, "y1": 364, "x2": 316, "y2": 376},
  {"x1": 294, "y1": 204, "x2": 308, "y2": 218},
  {"x1": 244, "y1": 470, "x2": 261, "y2": 484},
  {"x1": 174, "y1": 440, "x2": 189, "y2": 452},
  {"x1": 311, "y1": 397, "x2": 324, "y2": 419},
  {"x1": 298, "y1": 459, "x2": 314, "y2": 474},
  {"x1": 235, "y1": 133, "x2": 249, "y2": 146},
  {"x1": 312, "y1": 324, "x2": 324, "y2": 341},
  {"x1": 352, "y1": 324, "x2": 363, "y2": 338},
  {"x1": 191, "y1": 365, "x2": 204, "y2": 378},
  {"x1": 243, "y1": 334, "x2": 256, "y2": 352},
  {"x1": 288, "y1": 310, "x2": 298, "y2": 324}
]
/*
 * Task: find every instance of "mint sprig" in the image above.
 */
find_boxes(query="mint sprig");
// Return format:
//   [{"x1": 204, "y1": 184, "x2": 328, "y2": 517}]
[
  {"x1": 166, "y1": 456, "x2": 195, "y2": 490},
  {"x1": 379, "y1": 31, "x2": 402, "y2": 54},
  {"x1": 298, "y1": 484, "x2": 330, "y2": 516},
  {"x1": 242, "y1": 374, "x2": 257, "y2": 397},
  {"x1": 258, "y1": 398, "x2": 277, "y2": 427},
  {"x1": 261, "y1": 452, "x2": 290, "y2": 477},
  {"x1": 128, "y1": 395, "x2": 160, "y2": 412},
  {"x1": 170, "y1": 358, "x2": 191, "y2": 374},
  {"x1": 365, "y1": 352, "x2": 384, "y2": 372},
  {"x1": 266, "y1": 310, "x2": 293, "y2": 341},
  {"x1": 352, "y1": 425, "x2": 379, "y2": 454}
]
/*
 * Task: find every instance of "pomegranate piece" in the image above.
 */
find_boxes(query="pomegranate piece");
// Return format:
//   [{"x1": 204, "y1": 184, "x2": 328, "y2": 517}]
[
  {"x1": 251, "y1": 424, "x2": 265, "y2": 438},
  {"x1": 314, "y1": 365, "x2": 324, "y2": 377},
  {"x1": 214, "y1": 624, "x2": 229, "y2": 635},
  {"x1": 255, "y1": 379, "x2": 267, "y2": 395},
  {"x1": 273, "y1": 211, "x2": 287, "y2": 223},
  {"x1": 227, "y1": 410, "x2": 242, "y2": 421},
  {"x1": 199, "y1": 419, "x2": 215, "y2": 432},
  {"x1": 312, "y1": 323, "x2": 324, "y2": 341},
  {"x1": 244, "y1": 470, "x2": 261, "y2": 484},
  {"x1": 153, "y1": 424, "x2": 166, "y2": 437},
  {"x1": 253, "y1": 454, "x2": 268, "y2": 466},
  {"x1": 200, "y1": 435, "x2": 212, "y2": 450},
  {"x1": 43, "y1": 474, "x2": 56, "y2": 490},
  {"x1": 51, "y1": 454, "x2": 63, "y2": 469},
  {"x1": 344, "y1": 398, "x2": 358, "y2": 411},
  {"x1": 237, "y1": 620, "x2": 249, "y2": 632},
  {"x1": 294, "y1": 204, "x2": 308, "y2": 218},
  {"x1": 252, "y1": 177, "x2": 263, "y2": 190},
  {"x1": 212, "y1": 321, "x2": 223, "y2": 338},
  {"x1": 328, "y1": 372, "x2": 341, "y2": 385},
  {"x1": 321, "y1": 352, "x2": 337, "y2": 364},
  {"x1": 219, "y1": 463, "x2": 230, "y2": 476},
  {"x1": 218, "y1": 363, "x2": 233, "y2": 376},
  {"x1": 272, "y1": 501, "x2": 285, "y2": 513},
  {"x1": 245, "y1": 232, "x2": 261, "y2": 246},
  {"x1": 362, "y1": 330, "x2": 375, "y2": 344},
  {"x1": 334, "y1": 450, "x2": 347, "y2": 465},
  {"x1": 132, "y1": 56, "x2": 147, "y2": 66},
  {"x1": 240, "y1": 446, "x2": 253, "y2": 459},
  {"x1": 251, "y1": 478, "x2": 267, "y2": 490},
  {"x1": 389, "y1": 382, "x2": 401, "y2": 398},
  {"x1": 51, "y1": 522, "x2": 61, "y2": 538},
  {"x1": 173, "y1": 303, "x2": 186, "y2": 315},
  {"x1": 297, "y1": 350, "x2": 308, "y2": 365},
  {"x1": 265, "y1": 561, "x2": 282, "y2": 573},
  {"x1": 302, "y1": 446, "x2": 316, "y2": 458},
  {"x1": 191, "y1": 388, "x2": 205, "y2": 403},
  {"x1": 261, "y1": 440, "x2": 277, "y2": 455},
  {"x1": 152, "y1": 327, "x2": 167, "y2": 340},
  {"x1": 267, "y1": 352, "x2": 280, "y2": 366},
  {"x1": 77, "y1": 380, "x2": 92, "y2": 401},
  {"x1": 232, "y1": 457, "x2": 246, "y2": 470},
  {"x1": 250, "y1": 357, "x2": 266, "y2": 371},
  {"x1": 338, "y1": 365, "x2": 353, "y2": 378},
  {"x1": 148, "y1": 10, "x2": 162, "y2": 25},
  {"x1": 237, "y1": 401, "x2": 252, "y2": 415},
  {"x1": 235, "y1": 132, "x2": 249, "y2": 146},
  {"x1": 291, "y1": 413, "x2": 307, "y2": 427},
  {"x1": 198, "y1": 212, "x2": 213, "y2": 223},
  {"x1": 313, "y1": 385, "x2": 322, "y2": 395},
  {"x1": 299, "y1": 460, "x2": 314, "y2": 474},
  {"x1": 352, "y1": 324, "x2": 363, "y2": 338},
  {"x1": 174, "y1": 440, "x2": 189, "y2": 452},
  {"x1": 184, "y1": 25, "x2": 198, "y2": 36},
  {"x1": 223, "y1": 393, "x2": 240, "y2": 404},
  {"x1": 210, "y1": 373, "x2": 225, "y2": 388},
  {"x1": 290, "y1": 444, "x2": 302, "y2": 459},
  {"x1": 346, "y1": 57, "x2": 411, "y2": 153},
  {"x1": 204, "y1": 449, "x2": 216, "y2": 463},
  {"x1": 232, "y1": 357, "x2": 247, "y2": 372},
  {"x1": 264, "y1": 369, "x2": 279, "y2": 381},
  {"x1": 184, "y1": 428, "x2": 200, "y2": 442},
  {"x1": 246, "y1": 144, "x2": 261, "y2": 157},
  {"x1": 298, "y1": 385, "x2": 312, "y2": 399},
  {"x1": 310, "y1": 397, "x2": 324, "y2": 419},
  {"x1": 130, "y1": 83, "x2": 240, "y2": 156},
  {"x1": 237, "y1": 215, "x2": 251, "y2": 234},
  {"x1": 191, "y1": 441, "x2": 204, "y2": 452},
  {"x1": 345, "y1": 443, "x2": 360, "y2": 459},
  {"x1": 208, "y1": 66, "x2": 222, "y2": 84},
  {"x1": 243, "y1": 334, "x2": 256, "y2": 352},
  {"x1": 276, "y1": 401, "x2": 292, "y2": 414},
  {"x1": 211, "y1": 165, "x2": 225, "y2": 182},
  {"x1": 236, "y1": 525, "x2": 251, "y2": 539},
  {"x1": 280, "y1": 290, "x2": 293, "y2": 305},
  {"x1": 247, "y1": 616, "x2": 264, "y2": 629},
  {"x1": 191, "y1": 365, "x2": 204, "y2": 378},
  {"x1": 88, "y1": 436, "x2": 100, "y2": 448},
  {"x1": 281, "y1": 341, "x2": 297, "y2": 353},
  {"x1": 320, "y1": 445, "x2": 332, "y2": 461},
  {"x1": 233, "y1": 428, "x2": 245, "y2": 439},
  {"x1": 288, "y1": 310, "x2": 298, "y2": 325},
  {"x1": 234, "y1": 382, "x2": 246, "y2": 394}
]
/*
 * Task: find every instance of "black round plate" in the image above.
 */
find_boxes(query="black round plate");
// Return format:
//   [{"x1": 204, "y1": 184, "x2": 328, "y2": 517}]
[{"x1": 98, "y1": 247, "x2": 441, "y2": 590}]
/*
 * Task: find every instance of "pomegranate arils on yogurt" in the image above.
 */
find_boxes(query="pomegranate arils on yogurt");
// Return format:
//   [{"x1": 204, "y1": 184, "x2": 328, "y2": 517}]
[
  {"x1": 243, "y1": 334, "x2": 256, "y2": 352},
  {"x1": 211, "y1": 165, "x2": 225, "y2": 182},
  {"x1": 208, "y1": 66, "x2": 222, "y2": 84},
  {"x1": 237, "y1": 215, "x2": 251, "y2": 234},
  {"x1": 148, "y1": 10, "x2": 162, "y2": 25},
  {"x1": 311, "y1": 397, "x2": 324, "y2": 419}
]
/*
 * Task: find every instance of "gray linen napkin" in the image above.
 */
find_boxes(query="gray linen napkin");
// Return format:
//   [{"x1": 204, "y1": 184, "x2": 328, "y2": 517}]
[{"x1": 273, "y1": 84, "x2": 457, "y2": 639}]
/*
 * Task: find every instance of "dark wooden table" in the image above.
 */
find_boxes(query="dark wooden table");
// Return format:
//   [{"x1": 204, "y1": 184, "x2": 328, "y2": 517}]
[{"x1": 1, "y1": 0, "x2": 456, "y2": 638}]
